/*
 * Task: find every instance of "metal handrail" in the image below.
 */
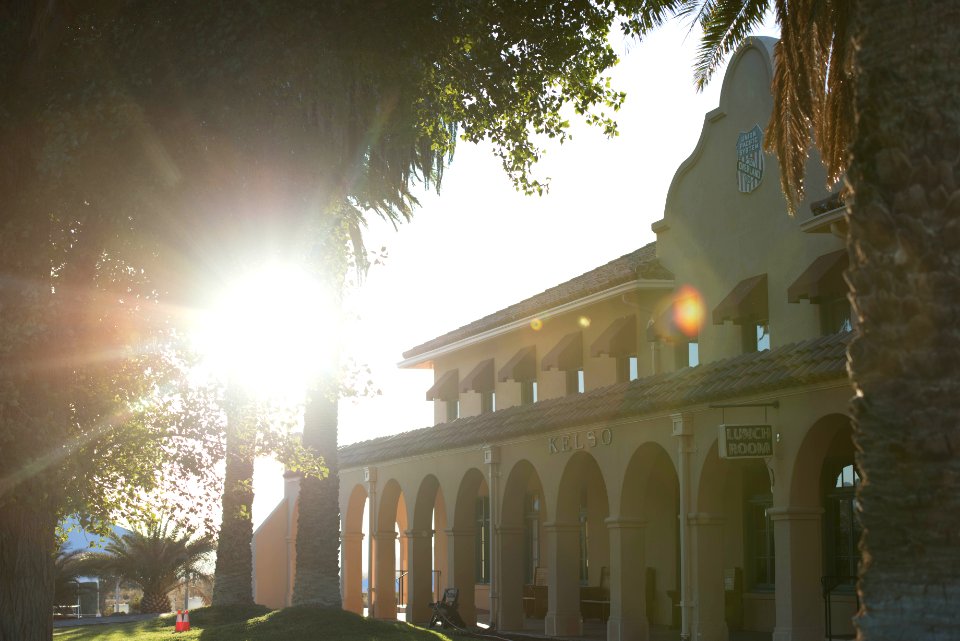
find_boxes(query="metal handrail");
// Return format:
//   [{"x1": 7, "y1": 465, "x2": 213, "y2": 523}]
[
  {"x1": 396, "y1": 569, "x2": 443, "y2": 606},
  {"x1": 821, "y1": 575, "x2": 858, "y2": 641}
]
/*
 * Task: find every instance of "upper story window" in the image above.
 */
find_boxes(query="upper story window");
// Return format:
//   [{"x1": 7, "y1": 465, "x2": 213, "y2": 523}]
[
  {"x1": 713, "y1": 273, "x2": 769, "y2": 356},
  {"x1": 542, "y1": 330, "x2": 583, "y2": 397},
  {"x1": 426, "y1": 369, "x2": 460, "y2": 423},
  {"x1": 446, "y1": 400, "x2": 460, "y2": 422},
  {"x1": 743, "y1": 323, "x2": 770, "y2": 353},
  {"x1": 675, "y1": 341, "x2": 700, "y2": 368},
  {"x1": 499, "y1": 346, "x2": 538, "y2": 406},
  {"x1": 616, "y1": 355, "x2": 639, "y2": 382},
  {"x1": 591, "y1": 314, "x2": 638, "y2": 383},
  {"x1": 520, "y1": 380, "x2": 538, "y2": 405},
  {"x1": 480, "y1": 391, "x2": 496, "y2": 414},
  {"x1": 788, "y1": 249, "x2": 851, "y2": 337},
  {"x1": 461, "y1": 358, "x2": 495, "y2": 413}
]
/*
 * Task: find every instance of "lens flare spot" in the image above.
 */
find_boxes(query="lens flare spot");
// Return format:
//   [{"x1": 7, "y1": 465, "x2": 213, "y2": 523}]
[
  {"x1": 578, "y1": 316, "x2": 591, "y2": 328},
  {"x1": 530, "y1": 318, "x2": 543, "y2": 331},
  {"x1": 673, "y1": 285, "x2": 705, "y2": 338}
]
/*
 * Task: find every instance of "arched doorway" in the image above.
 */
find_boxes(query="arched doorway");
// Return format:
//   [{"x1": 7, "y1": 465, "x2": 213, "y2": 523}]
[
  {"x1": 451, "y1": 468, "x2": 488, "y2": 626},
  {"x1": 788, "y1": 413, "x2": 857, "y2": 640},
  {"x1": 614, "y1": 442, "x2": 678, "y2": 640},
  {"x1": 499, "y1": 459, "x2": 547, "y2": 633},
  {"x1": 409, "y1": 474, "x2": 447, "y2": 624},
  {"x1": 550, "y1": 451, "x2": 610, "y2": 638},
  {"x1": 343, "y1": 484, "x2": 368, "y2": 614},
  {"x1": 374, "y1": 479, "x2": 407, "y2": 620}
]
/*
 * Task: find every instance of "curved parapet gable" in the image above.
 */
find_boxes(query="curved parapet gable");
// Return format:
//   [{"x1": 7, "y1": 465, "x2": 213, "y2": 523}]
[{"x1": 659, "y1": 36, "x2": 778, "y2": 227}]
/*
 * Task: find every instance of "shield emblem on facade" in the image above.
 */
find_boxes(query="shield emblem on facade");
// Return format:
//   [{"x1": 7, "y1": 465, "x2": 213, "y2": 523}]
[{"x1": 736, "y1": 124, "x2": 764, "y2": 193}]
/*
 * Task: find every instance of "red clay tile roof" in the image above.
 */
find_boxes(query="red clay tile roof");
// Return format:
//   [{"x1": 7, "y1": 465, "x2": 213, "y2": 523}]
[
  {"x1": 402, "y1": 242, "x2": 672, "y2": 360},
  {"x1": 341, "y1": 332, "x2": 850, "y2": 467}
]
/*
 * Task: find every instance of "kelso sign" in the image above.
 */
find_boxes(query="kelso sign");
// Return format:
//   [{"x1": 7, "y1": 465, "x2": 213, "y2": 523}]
[
  {"x1": 548, "y1": 428, "x2": 613, "y2": 454},
  {"x1": 718, "y1": 424, "x2": 774, "y2": 459}
]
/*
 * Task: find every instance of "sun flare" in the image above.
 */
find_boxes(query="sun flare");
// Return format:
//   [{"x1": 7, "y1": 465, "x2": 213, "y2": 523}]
[{"x1": 191, "y1": 262, "x2": 338, "y2": 398}]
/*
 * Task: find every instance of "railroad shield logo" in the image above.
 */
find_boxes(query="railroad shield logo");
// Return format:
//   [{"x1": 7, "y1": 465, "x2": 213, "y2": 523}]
[{"x1": 736, "y1": 124, "x2": 764, "y2": 193}]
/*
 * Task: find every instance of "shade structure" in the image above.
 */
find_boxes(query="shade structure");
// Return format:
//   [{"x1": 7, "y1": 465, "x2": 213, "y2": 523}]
[
  {"x1": 425, "y1": 369, "x2": 459, "y2": 401},
  {"x1": 712, "y1": 274, "x2": 768, "y2": 325},
  {"x1": 590, "y1": 314, "x2": 637, "y2": 357},
  {"x1": 787, "y1": 250, "x2": 848, "y2": 303},
  {"x1": 541, "y1": 331, "x2": 583, "y2": 372},
  {"x1": 460, "y1": 359, "x2": 495, "y2": 393},
  {"x1": 498, "y1": 346, "x2": 536, "y2": 382}
]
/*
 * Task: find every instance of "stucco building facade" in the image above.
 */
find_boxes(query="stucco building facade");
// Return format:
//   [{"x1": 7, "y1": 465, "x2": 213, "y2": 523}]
[{"x1": 253, "y1": 37, "x2": 858, "y2": 641}]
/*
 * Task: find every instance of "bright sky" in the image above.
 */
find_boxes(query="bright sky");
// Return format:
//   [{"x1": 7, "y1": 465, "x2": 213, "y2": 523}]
[{"x1": 251, "y1": 18, "x2": 780, "y2": 529}]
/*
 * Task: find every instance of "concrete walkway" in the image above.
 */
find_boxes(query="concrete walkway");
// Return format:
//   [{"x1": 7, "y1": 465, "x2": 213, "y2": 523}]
[{"x1": 53, "y1": 613, "x2": 165, "y2": 628}]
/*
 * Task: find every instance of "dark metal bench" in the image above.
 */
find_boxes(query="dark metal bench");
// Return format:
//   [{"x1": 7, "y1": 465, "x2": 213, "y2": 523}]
[{"x1": 429, "y1": 587, "x2": 466, "y2": 629}]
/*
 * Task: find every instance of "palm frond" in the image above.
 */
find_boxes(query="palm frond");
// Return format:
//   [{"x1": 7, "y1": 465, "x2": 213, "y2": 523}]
[{"x1": 693, "y1": 0, "x2": 771, "y2": 90}]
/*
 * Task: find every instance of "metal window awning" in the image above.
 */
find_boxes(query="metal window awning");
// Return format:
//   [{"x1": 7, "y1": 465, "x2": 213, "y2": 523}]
[
  {"x1": 498, "y1": 346, "x2": 536, "y2": 382},
  {"x1": 712, "y1": 273, "x2": 768, "y2": 325},
  {"x1": 590, "y1": 314, "x2": 637, "y2": 357},
  {"x1": 460, "y1": 359, "x2": 495, "y2": 393},
  {"x1": 541, "y1": 330, "x2": 583, "y2": 372},
  {"x1": 787, "y1": 250, "x2": 848, "y2": 303},
  {"x1": 425, "y1": 369, "x2": 459, "y2": 401}
]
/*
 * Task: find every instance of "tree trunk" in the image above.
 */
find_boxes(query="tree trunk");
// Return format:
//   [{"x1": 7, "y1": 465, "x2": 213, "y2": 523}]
[
  {"x1": 139, "y1": 591, "x2": 171, "y2": 614},
  {"x1": 0, "y1": 496, "x2": 58, "y2": 641},
  {"x1": 848, "y1": 1, "x2": 960, "y2": 639},
  {"x1": 291, "y1": 380, "x2": 341, "y2": 607},
  {"x1": 212, "y1": 387, "x2": 256, "y2": 606}
]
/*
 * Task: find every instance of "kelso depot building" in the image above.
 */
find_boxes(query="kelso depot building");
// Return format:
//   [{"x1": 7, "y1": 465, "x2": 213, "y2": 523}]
[{"x1": 253, "y1": 37, "x2": 860, "y2": 641}]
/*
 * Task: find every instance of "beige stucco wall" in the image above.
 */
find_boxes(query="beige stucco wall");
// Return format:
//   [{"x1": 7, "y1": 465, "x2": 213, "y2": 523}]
[
  {"x1": 252, "y1": 501, "x2": 290, "y2": 609},
  {"x1": 428, "y1": 286, "x2": 673, "y2": 425},
  {"x1": 654, "y1": 37, "x2": 845, "y2": 366}
]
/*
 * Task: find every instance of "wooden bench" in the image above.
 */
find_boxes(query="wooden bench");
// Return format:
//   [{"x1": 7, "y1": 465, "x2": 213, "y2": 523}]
[
  {"x1": 580, "y1": 566, "x2": 610, "y2": 622},
  {"x1": 522, "y1": 567, "x2": 548, "y2": 618}
]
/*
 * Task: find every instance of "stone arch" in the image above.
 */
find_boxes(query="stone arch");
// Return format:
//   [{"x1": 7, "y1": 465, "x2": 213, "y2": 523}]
[
  {"x1": 499, "y1": 459, "x2": 547, "y2": 632},
  {"x1": 373, "y1": 478, "x2": 406, "y2": 620},
  {"x1": 408, "y1": 474, "x2": 447, "y2": 624},
  {"x1": 790, "y1": 413, "x2": 854, "y2": 507},
  {"x1": 788, "y1": 413, "x2": 857, "y2": 638},
  {"x1": 342, "y1": 484, "x2": 368, "y2": 614},
  {"x1": 449, "y1": 468, "x2": 487, "y2": 626},
  {"x1": 550, "y1": 451, "x2": 610, "y2": 636},
  {"x1": 618, "y1": 442, "x2": 679, "y2": 628}
]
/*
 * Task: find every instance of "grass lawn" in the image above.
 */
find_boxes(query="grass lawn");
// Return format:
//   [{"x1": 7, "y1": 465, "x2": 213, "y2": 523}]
[{"x1": 52, "y1": 605, "x2": 473, "y2": 641}]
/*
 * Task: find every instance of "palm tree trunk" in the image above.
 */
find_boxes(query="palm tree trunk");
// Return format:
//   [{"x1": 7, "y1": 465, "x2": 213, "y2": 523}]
[
  {"x1": 848, "y1": 1, "x2": 960, "y2": 638},
  {"x1": 212, "y1": 387, "x2": 256, "y2": 606},
  {"x1": 0, "y1": 495, "x2": 58, "y2": 641},
  {"x1": 291, "y1": 378, "x2": 341, "y2": 607}
]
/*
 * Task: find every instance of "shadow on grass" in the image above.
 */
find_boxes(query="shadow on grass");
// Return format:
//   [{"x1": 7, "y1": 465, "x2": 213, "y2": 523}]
[{"x1": 196, "y1": 605, "x2": 453, "y2": 641}]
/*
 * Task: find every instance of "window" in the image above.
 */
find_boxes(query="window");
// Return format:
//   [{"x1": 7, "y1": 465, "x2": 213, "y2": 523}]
[
  {"x1": 821, "y1": 296, "x2": 853, "y2": 336},
  {"x1": 674, "y1": 341, "x2": 699, "y2": 368},
  {"x1": 446, "y1": 400, "x2": 460, "y2": 422},
  {"x1": 521, "y1": 380, "x2": 538, "y2": 405},
  {"x1": 566, "y1": 369, "x2": 585, "y2": 395},
  {"x1": 744, "y1": 466, "x2": 774, "y2": 590},
  {"x1": 480, "y1": 391, "x2": 496, "y2": 414},
  {"x1": 743, "y1": 322, "x2": 770, "y2": 353},
  {"x1": 616, "y1": 356, "x2": 639, "y2": 383},
  {"x1": 825, "y1": 464, "x2": 861, "y2": 584},
  {"x1": 475, "y1": 496, "x2": 490, "y2": 584},
  {"x1": 524, "y1": 492, "x2": 540, "y2": 583}
]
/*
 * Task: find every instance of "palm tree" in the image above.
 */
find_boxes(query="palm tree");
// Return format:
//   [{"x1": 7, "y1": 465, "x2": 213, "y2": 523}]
[
  {"x1": 83, "y1": 521, "x2": 214, "y2": 613},
  {"x1": 291, "y1": 379, "x2": 341, "y2": 607},
  {"x1": 211, "y1": 388, "x2": 257, "y2": 607},
  {"x1": 629, "y1": 0, "x2": 960, "y2": 636}
]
